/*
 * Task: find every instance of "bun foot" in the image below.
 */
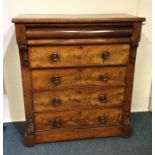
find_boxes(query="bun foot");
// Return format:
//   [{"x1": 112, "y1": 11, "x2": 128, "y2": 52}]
[
  {"x1": 24, "y1": 133, "x2": 36, "y2": 147},
  {"x1": 121, "y1": 126, "x2": 133, "y2": 138}
]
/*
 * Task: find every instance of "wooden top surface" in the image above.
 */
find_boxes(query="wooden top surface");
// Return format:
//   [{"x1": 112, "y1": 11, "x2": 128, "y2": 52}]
[{"x1": 12, "y1": 14, "x2": 145, "y2": 23}]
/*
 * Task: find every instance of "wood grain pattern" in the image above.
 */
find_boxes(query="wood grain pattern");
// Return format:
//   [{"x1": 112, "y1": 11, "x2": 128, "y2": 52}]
[
  {"x1": 15, "y1": 24, "x2": 27, "y2": 44},
  {"x1": 12, "y1": 14, "x2": 145, "y2": 146},
  {"x1": 28, "y1": 44, "x2": 130, "y2": 68},
  {"x1": 122, "y1": 43, "x2": 138, "y2": 137},
  {"x1": 31, "y1": 67, "x2": 127, "y2": 90},
  {"x1": 35, "y1": 126, "x2": 123, "y2": 143},
  {"x1": 25, "y1": 23, "x2": 134, "y2": 27},
  {"x1": 15, "y1": 24, "x2": 36, "y2": 147},
  {"x1": 34, "y1": 108, "x2": 123, "y2": 131},
  {"x1": 33, "y1": 87, "x2": 125, "y2": 112},
  {"x1": 26, "y1": 27, "x2": 132, "y2": 39},
  {"x1": 12, "y1": 14, "x2": 145, "y2": 23},
  {"x1": 27, "y1": 38, "x2": 131, "y2": 46}
]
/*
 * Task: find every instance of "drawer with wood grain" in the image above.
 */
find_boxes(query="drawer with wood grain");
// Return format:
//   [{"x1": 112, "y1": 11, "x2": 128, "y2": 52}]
[
  {"x1": 28, "y1": 44, "x2": 130, "y2": 68},
  {"x1": 34, "y1": 108, "x2": 123, "y2": 131},
  {"x1": 33, "y1": 87, "x2": 125, "y2": 112},
  {"x1": 26, "y1": 25, "x2": 133, "y2": 39},
  {"x1": 13, "y1": 14, "x2": 145, "y2": 146},
  {"x1": 31, "y1": 66, "x2": 127, "y2": 90}
]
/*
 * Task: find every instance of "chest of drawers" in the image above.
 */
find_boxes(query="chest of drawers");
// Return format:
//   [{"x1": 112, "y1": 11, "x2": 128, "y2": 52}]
[{"x1": 12, "y1": 14, "x2": 145, "y2": 146}]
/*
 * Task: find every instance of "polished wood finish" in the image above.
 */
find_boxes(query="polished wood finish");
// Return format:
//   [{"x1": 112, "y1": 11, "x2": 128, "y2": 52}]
[
  {"x1": 31, "y1": 67, "x2": 126, "y2": 89},
  {"x1": 26, "y1": 27, "x2": 133, "y2": 39},
  {"x1": 33, "y1": 87, "x2": 125, "y2": 112},
  {"x1": 27, "y1": 38, "x2": 131, "y2": 46},
  {"x1": 34, "y1": 108, "x2": 123, "y2": 131},
  {"x1": 35, "y1": 126, "x2": 123, "y2": 143},
  {"x1": 12, "y1": 14, "x2": 145, "y2": 23},
  {"x1": 13, "y1": 14, "x2": 145, "y2": 146},
  {"x1": 29, "y1": 45, "x2": 129, "y2": 68}
]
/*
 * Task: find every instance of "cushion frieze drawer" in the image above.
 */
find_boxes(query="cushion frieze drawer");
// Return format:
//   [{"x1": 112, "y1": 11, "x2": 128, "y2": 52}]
[
  {"x1": 33, "y1": 87, "x2": 125, "y2": 112},
  {"x1": 13, "y1": 14, "x2": 145, "y2": 146},
  {"x1": 34, "y1": 108, "x2": 123, "y2": 131},
  {"x1": 28, "y1": 44, "x2": 130, "y2": 68},
  {"x1": 31, "y1": 67, "x2": 127, "y2": 90},
  {"x1": 26, "y1": 24, "x2": 133, "y2": 39}
]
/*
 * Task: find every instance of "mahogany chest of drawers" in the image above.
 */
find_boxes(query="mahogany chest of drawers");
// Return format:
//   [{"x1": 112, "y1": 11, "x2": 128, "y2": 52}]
[{"x1": 12, "y1": 14, "x2": 145, "y2": 146}]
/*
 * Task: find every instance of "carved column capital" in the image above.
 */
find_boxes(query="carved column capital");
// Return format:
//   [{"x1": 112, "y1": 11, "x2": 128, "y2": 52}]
[
  {"x1": 19, "y1": 45, "x2": 29, "y2": 67},
  {"x1": 123, "y1": 109, "x2": 131, "y2": 126},
  {"x1": 129, "y1": 42, "x2": 139, "y2": 63},
  {"x1": 26, "y1": 116, "x2": 35, "y2": 135}
]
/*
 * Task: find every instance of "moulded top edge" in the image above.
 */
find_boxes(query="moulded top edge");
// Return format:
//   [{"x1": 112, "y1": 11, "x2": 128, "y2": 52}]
[{"x1": 12, "y1": 14, "x2": 146, "y2": 24}]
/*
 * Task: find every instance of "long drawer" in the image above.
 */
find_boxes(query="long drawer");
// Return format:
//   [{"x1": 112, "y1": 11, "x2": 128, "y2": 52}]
[
  {"x1": 28, "y1": 44, "x2": 130, "y2": 68},
  {"x1": 33, "y1": 87, "x2": 124, "y2": 112},
  {"x1": 26, "y1": 25, "x2": 133, "y2": 39},
  {"x1": 31, "y1": 67, "x2": 127, "y2": 90},
  {"x1": 34, "y1": 108, "x2": 123, "y2": 131}
]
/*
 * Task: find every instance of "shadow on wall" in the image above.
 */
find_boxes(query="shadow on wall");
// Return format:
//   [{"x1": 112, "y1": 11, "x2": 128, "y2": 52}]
[
  {"x1": 4, "y1": 25, "x2": 25, "y2": 122},
  {"x1": 131, "y1": 32, "x2": 152, "y2": 111}
]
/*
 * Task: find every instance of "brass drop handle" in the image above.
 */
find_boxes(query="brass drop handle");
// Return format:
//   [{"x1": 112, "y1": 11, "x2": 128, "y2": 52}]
[
  {"x1": 52, "y1": 76, "x2": 60, "y2": 84},
  {"x1": 99, "y1": 75, "x2": 109, "y2": 82},
  {"x1": 101, "y1": 51, "x2": 110, "y2": 60},
  {"x1": 50, "y1": 52, "x2": 59, "y2": 62},
  {"x1": 52, "y1": 98, "x2": 61, "y2": 106},
  {"x1": 98, "y1": 115, "x2": 106, "y2": 124},
  {"x1": 52, "y1": 118, "x2": 62, "y2": 128},
  {"x1": 98, "y1": 95, "x2": 107, "y2": 103}
]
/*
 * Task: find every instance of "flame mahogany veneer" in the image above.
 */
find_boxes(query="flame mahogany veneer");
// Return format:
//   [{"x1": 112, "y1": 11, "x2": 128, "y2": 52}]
[{"x1": 12, "y1": 14, "x2": 145, "y2": 146}]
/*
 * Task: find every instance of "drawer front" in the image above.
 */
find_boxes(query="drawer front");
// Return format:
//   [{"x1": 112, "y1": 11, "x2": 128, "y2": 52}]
[
  {"x1": 31, "y1": 67, "x2": 126, "y2": 90},
  {"x1": 34, "y1": 108, "x2": 123, "y2": 131},
  {"x1": 28, "y1": 44, "x2": 130, "y2": 68},
  {"x1": 33, "y1": 87, "x2": 124, "y2": 112},
  {"x1": 26, "y1": 25, "x2": 133, "y2": 39}
]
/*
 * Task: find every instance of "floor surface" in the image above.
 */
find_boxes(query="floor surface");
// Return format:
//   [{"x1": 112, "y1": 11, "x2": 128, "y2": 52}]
[{"x1": 4, "y1": 112, "x2": 152, "y2": 155}]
